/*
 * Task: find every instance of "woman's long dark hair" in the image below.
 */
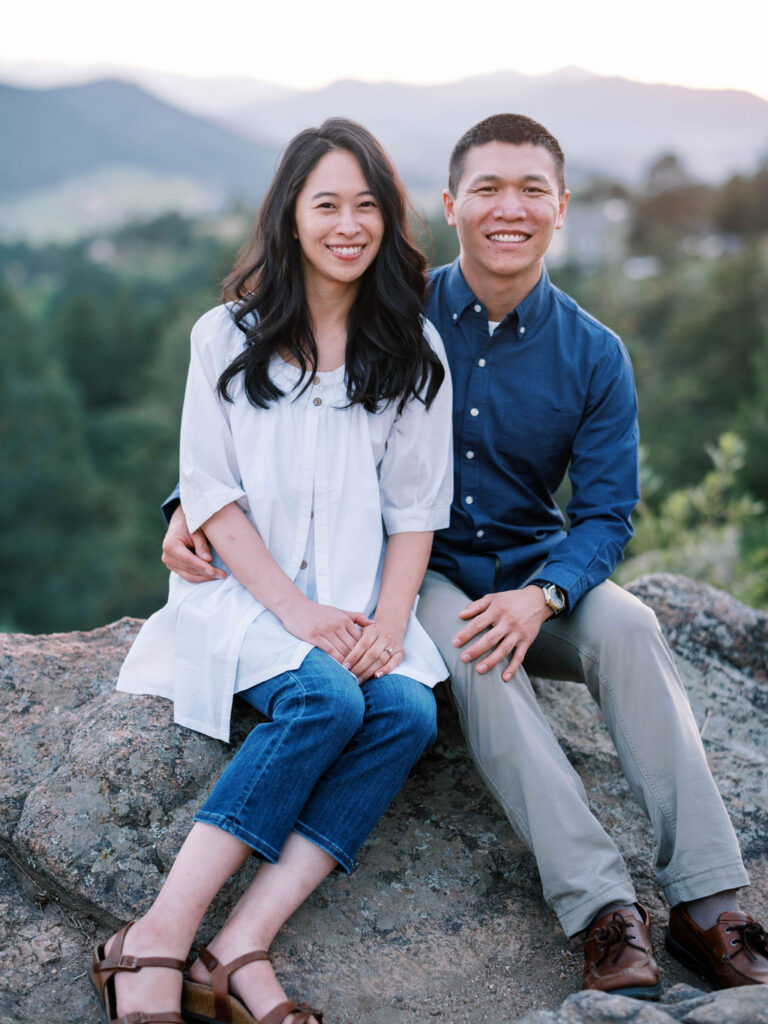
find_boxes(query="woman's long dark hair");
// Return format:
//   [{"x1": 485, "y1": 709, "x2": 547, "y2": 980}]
[{"x1": 217, "y1": 118, "x2": 444, "y2": 413}]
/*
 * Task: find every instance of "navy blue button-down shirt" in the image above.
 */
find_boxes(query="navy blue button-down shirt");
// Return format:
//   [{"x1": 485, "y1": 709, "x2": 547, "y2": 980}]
[{"x1": 425, "y1": 259, "x2": 640, "y2": 609}]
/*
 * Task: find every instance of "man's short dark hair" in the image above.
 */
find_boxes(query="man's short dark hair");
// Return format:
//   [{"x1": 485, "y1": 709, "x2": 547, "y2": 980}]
[{"x1": 448, "y1": 113, "x2": 566, "y2": 195}]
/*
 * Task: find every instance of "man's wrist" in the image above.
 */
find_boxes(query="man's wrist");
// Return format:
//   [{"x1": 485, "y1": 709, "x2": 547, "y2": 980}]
[{"x1": 529, "y1": 579, "x2": 568, "y2": 616}]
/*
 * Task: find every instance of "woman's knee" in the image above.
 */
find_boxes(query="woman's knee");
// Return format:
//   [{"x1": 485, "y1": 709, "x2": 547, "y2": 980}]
[
  {"x1": 366, "y1": 675, "x2": 438, "y2": 751},
  {"x1": 273, "y1": 651, "x2": 365, "y2": 736}
]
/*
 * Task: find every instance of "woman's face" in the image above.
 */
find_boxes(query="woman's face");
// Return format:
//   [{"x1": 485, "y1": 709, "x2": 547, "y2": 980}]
[{"x1": 293, "y1": 149, "x2": 385, "y2": 292}]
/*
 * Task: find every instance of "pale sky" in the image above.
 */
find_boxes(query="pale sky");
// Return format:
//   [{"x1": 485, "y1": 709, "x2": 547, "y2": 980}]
[{"x1": 3, "y1": 0, "x2": 768, "y2": 100}]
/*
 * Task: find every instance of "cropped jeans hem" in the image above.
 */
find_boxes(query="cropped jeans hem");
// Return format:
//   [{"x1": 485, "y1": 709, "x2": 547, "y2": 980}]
[
  {"x1": 295, "y1": 820, "x2": 354, "y2": 874},
  {"x1": 193, "y1": 811, "x2": 283, "y2": 864}
]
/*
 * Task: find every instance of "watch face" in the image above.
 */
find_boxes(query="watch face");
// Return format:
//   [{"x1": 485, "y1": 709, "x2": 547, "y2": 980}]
[{"x1": 545, "y1": 585, "x2": 565, "y2": 611}]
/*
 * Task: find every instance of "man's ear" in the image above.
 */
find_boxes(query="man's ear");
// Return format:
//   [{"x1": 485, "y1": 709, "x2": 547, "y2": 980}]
[
  {"x1": 442, "y1": 189, "x2": 457, "y2": 227},
  {"x1": 555, "y1": 189, "x2": 571, "y2": 230}
]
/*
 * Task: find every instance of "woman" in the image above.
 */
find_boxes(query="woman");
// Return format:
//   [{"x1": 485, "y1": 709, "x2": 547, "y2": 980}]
[{"x1": 91, "y1": 118, "x2": 452, "y2": 1024}]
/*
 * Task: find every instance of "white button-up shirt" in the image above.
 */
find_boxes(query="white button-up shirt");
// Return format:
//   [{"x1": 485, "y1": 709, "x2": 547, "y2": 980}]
[{"x1": 118, "y1": 305, "x2": 453, "y2": 741}]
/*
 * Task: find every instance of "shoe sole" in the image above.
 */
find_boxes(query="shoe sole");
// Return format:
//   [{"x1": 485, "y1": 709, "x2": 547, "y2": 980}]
[
  {"x1": 601, "y1": 983, "x2": 661, "y2": 1001},
  {"x1": 665, "y1": 928, "x2": 715, "y2": 985},
  {"x1": 182, "y1": 979, "x2": 257, "y2": 1024},
  {"x1": 89, "y1": 974, "x2": 110, "y2": 1024}
]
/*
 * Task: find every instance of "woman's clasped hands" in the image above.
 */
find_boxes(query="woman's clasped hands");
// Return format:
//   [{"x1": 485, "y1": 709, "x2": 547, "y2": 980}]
[
  {"x1": 279, "y1": 596, "x2": 370, "y2": 665},
  {"x1": 280, "y1": 596, "x2": 403, "y2": 681},
  {"x1": 343, "y1": 618, "x2": 406, "y2": 681}
]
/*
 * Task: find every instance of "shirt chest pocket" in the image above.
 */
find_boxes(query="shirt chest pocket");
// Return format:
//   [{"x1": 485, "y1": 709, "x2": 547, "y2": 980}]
[{"x1": 494, "y1": 400, "x2": 578, "y2": 483}]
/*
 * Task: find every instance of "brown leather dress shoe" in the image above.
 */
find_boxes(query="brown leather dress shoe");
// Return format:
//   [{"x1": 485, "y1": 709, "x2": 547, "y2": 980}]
[
  {"x1": 582, "y1": 904, "x2": 661, "y2": 999},
  {"x1": 666, "y1": 906, "x2": 768, "y2": 988}
]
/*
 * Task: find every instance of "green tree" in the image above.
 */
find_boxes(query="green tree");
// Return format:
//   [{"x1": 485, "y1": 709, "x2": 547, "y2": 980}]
[
  {"x1": 714, "y1": 159, "x2": 768, "y2": 237},
  {"x1": 0, "y1": 288, "x2": 112, "y2": 631},
  {"x1": 617, "y1": 433, "x2": 767, "y2": 608}
]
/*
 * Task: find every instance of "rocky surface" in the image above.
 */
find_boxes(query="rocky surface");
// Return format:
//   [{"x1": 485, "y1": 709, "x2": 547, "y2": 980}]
[
  {"x1": 1, "y1": 573, "x2": 767, "y2": 1024},
  {"x1": 516, "y1": 985, "x2": 768, "y2": 1023}
]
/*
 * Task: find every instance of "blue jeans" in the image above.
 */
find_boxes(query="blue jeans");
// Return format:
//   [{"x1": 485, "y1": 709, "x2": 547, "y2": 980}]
[{"x1": 194, "y1": 648, "x2": 437, "y2": 872}]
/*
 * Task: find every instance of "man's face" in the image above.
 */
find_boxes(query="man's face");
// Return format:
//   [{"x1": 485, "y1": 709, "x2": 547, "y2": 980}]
[{"x1": 443, "y1": 141, "x2": 569, "y2": 294}]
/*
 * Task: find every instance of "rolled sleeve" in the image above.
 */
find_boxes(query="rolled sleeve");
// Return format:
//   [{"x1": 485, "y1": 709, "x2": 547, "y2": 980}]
[
  {"x1": 161, "y1": 484, "x2": 181, "y2": 525},
  {"x1": 179, "y1": 309, "x2": 247, "y2": 535},
  {"x1": 379, "y1": 320, "x2": 454, "y2": 535}
]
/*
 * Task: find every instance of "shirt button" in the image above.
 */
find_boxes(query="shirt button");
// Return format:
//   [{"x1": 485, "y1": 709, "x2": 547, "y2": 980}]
[
  {"x1": 473, "y1": 303, "x2": 482, "y2": 313},
  {"x1": 300, "y1": 560, "x2": 308, "y2": 570},
  {"x1": 476, "y1": 529, "x2": 485, "y2": 538},
  {"x1": 313, "y1": 396, "x2": 322, "y2": 406},
  {"x1": 310, "y1": 510, "x2": 314, "y2": 519},
  {"x1": 470, "y1": 407, "x2": 479, "y2": 417},
  {"x1": 478, "y1": 358, "x2": 486, "y2": 367},
  {"x1": 452, "y1": 312, "x2": 458, "y2": 321},
  {"x1": 466, "y1": 450, "x2": 475, "y2": 459},
  {"x1": 465, "y1": 495, "x2": 474, "y2": 505},
  {"x1": 519, "y1": 325, "x2": 526, "y2": 335},
  {"x1": 312, "y1": 376, "x2": 321, "y2": 385}
]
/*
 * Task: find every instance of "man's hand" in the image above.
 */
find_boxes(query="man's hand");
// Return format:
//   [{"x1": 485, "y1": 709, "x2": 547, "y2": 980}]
[
  {"x1": 343, "y1": 617, "x2": 406, "y2": 683},
  {"x1": 452, "y1": 585, "x2": 552, "y2": 682},
  {"x1": 161, "y1": 505, "x2": 227, "y2": 582},
  {"x1": 280, "y1": 599, "x2": 373, "y2": 665}
]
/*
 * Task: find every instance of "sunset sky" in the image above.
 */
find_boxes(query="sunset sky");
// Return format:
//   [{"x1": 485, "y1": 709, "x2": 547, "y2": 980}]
[{"x1": 3, "y1": 0, "x2": 768, "y2": 101}]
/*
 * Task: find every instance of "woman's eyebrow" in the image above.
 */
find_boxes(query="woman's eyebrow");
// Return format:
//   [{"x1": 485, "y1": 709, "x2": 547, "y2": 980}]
[{"x1": 311, "y1": 190, "x2": 376, "y2": 199}]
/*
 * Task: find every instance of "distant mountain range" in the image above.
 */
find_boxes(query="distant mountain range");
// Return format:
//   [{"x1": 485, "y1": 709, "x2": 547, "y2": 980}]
[
  {"x1": 211, "y1": 68, "x2": 768, "y2": 191},
  {"x1": 2, "y1": 65, "x2": 767, "y2": 239},
  {"x1": 0, "y1": 78, "x2": 277, "y2": 199}
]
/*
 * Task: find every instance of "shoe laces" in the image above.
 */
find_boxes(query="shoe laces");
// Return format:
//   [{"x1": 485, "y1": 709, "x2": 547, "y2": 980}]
[
  {"x1": 723, "y1": 920, "x2": 768, "y2": 963},
  {"x1": 592, "y1": 913, "x2": 647, "y2": 967}
]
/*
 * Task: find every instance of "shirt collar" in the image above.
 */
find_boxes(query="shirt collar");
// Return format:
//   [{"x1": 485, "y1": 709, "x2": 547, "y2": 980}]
[
  {"x1": 443, "y1": 258, "x2": 552, "y2": 334},
  {"x1": 444, "y1": 258, "x2": 479, "y2": 322}
]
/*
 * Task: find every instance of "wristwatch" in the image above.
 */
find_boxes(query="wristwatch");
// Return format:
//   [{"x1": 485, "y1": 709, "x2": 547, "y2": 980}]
[{"x1": 539, "y1": 582, "x2": 567, "y2": 616}]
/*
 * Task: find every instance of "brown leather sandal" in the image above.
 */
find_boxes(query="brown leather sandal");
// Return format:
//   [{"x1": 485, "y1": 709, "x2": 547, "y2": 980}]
[
  {"x1": 181, "y1": 946, "x2": 323, "y2": 1024},
  {"x1": 90, "y1": 922, "x2": 186, "y2": 1024}
]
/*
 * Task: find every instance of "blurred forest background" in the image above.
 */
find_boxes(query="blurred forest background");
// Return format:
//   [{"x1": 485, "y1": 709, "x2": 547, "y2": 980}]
[{"x1": 2, "y1": 144, "x2": 768, "y2": 632}]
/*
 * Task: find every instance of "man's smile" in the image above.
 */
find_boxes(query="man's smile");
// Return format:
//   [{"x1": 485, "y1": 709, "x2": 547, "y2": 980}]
[{"x1": 487, "y1": 232, "x2": 530, "y2": 243}]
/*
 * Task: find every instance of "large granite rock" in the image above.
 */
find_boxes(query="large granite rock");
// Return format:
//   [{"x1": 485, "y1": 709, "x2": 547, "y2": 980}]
[{"x1": 1, "y1": 574, "x2": 767, "y2": 1023}]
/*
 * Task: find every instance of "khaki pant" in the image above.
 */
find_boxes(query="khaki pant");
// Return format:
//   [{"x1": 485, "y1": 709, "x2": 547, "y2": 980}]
[{"x1": 417, "y1": 570, "x2": 749, "y2": 936}]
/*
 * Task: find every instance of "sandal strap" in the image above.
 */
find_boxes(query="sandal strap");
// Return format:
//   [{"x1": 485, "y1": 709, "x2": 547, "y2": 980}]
[
  {"x1": 294, "y1": 1005, "x2": 323, "y2": 1024},
  {"x1": 197, "y1": 945, "x2": 272, "y2": 1023},
  {"x1": 94, "y1": 923, "x2": 186, "y2": 992},
  {"x1": 96, "y1": 953, "x2": 188, "y2": 973},
  {"x1": 258, "y1": 1001, "x2": 321, "y2": 1024}
]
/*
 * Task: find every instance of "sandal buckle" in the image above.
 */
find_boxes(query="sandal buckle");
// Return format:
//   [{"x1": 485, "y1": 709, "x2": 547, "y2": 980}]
[{"x1": 117, "y1": 954, "x2": 139, "y2": 970}]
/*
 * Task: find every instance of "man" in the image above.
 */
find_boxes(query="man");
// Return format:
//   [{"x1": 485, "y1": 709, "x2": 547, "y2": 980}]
[{"x1": 161, "y1": 114, "x2": 768, "y2": 997}]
